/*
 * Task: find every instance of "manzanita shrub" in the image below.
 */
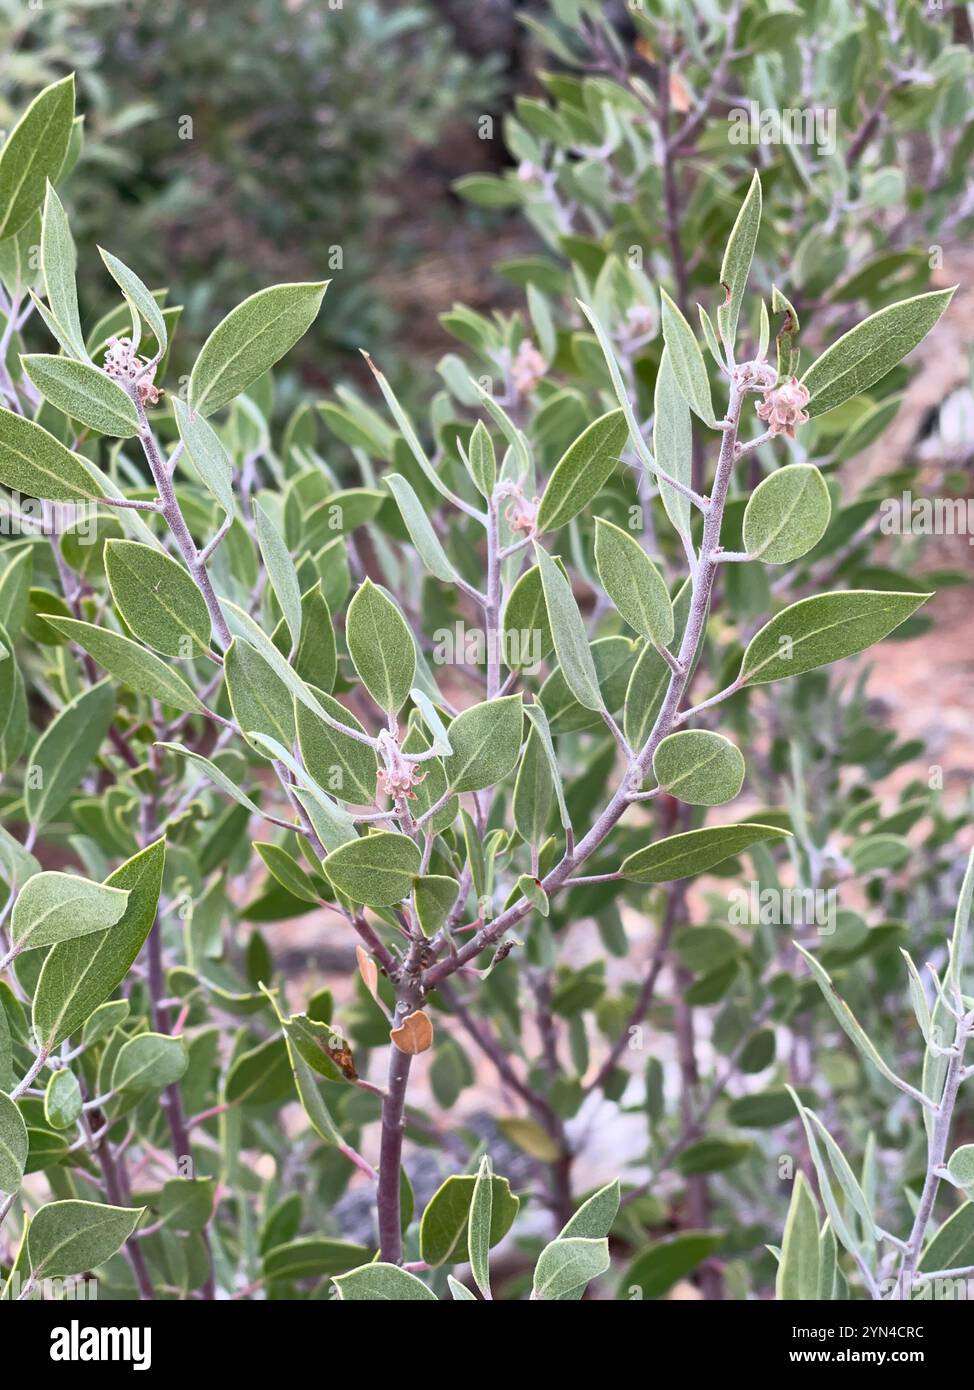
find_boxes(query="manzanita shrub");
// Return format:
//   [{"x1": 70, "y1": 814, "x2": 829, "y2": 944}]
[{"x1": 0, "y1": 53, "x2": 968, "y2": 1305}]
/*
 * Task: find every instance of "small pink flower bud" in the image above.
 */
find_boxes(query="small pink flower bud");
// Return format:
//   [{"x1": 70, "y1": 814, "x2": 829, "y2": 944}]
[
  {"x1": 755, "y1": 376, "x2": 810, "y2": 439},
  {"x1": 103, "y1": 336, "x2": 163, "y2": 407},
  {"x1": 511, "y1": 340, "x2": 546, "y2": 396}
]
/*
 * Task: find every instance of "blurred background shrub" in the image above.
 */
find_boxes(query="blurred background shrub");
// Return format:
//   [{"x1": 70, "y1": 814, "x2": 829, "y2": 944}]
[{"x1": 0, "y1": 0, "x2": 505, "y2": 397}]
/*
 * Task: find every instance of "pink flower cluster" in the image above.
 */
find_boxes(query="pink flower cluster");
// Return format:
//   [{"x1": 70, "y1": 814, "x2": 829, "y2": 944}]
[
  {"x1": 377, "y1": 764, "x2": 426, "y2": 802},
  {"x1": 103, "y1": 336, "x2": 162, "y2": 406},
  {"x1": 755, "y1": 375, "x2": 810, "y2": 438}
]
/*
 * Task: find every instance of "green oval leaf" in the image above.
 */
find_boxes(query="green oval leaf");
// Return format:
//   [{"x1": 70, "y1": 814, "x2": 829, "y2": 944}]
[
  {"x1": 0, "y1": 407, "x2": 104, "y2": 501},
  {"x1": 739, "y1": 591, "x2": 931, "y2": 686},
  {"x1": 651, "y1": 730, "x2": 745, "y2": 806},
  {"x1": 188, "y1": 281, "x2": 328, "y2": 417},
  {"x1": 443, "y1": 695, "x2": 523, "y2": 793},
  {"x1": 0, "y1": 1090, "x2": 28, "y2": 1193},
  {"x1": 296, "y1": 689, "x2": 377, "y2": 806},
  {"x1": 332, "y1": 1262, "x2": 436, "y2": 1301},
  {"x1": 0, "y1": 76, "x2": 75, "y2": 241},
  {"x1": 594, "y1": 518, "x2": 673, "y2": 645},
  {"x1": 32, "y1": 839, "x2": 166, "y2": 1050},
  {"x1": 620, "y1": 822, "x2": 789, "y2": 883},
  {"x1": 21, "y1": 356, "x2": 140, "y2": 437},
  {"x1": 44, "y1": 1069, "x2": 82, "y2": 1130},
  {"x1": 533, "y1": 1236, "x2": 610, "y2": 1300},
  {"x1": 742, "y1": 464, "x2": 831, "y2": 564},
  {"x1": 345, "y1": 579, "x2": 415, "y2": 715},
  {"x1": 419, "y1": 1172, "x2": 521, "y2": 1267},
  {"x1": 11, "y1": 871, "x2": 129, "y2": 953},
  {"x1": 536, "y1": 407, "x2": 628, "y2": 532},
  {"x1": 105, "y1": 539, "x2": 212, "y2": 658},
  {"x1": 112, "y1": 1033, "x2": 187, "y2": 1094},
  {"x1": 802, "y1": 288, "x2": 955, "y2": 417},
  {"x1": 323, "y1": 831, "x2": 421, "y2": 907},
  {"x1": 28, "y1": 1200, "x2": 143, "y2": 1278},
  {"x1": 25, "y1": 679, "x2": 115, "y2": 828}
]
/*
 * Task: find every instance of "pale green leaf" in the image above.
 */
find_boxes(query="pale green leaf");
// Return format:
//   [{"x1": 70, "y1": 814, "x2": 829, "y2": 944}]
[
  {"x1": 172, "y1": 397, "x2": 235, "y2": 516},
  {"x1": 255, "y1": 499, "x2": 302, "y2": 651},
  {"x1": 105, "y1": 539, "x2": 212, "y2": 657},
  {"x1": 44, "y1": 616, "x2": 205, "y2": 714},
  {"x1": 32, "y1": 839, "x2": 166, "y2": 1049},
  {"x1": 536, "y1": 407, "x2": 628, "y2": 532},
  {"x1": 0, "y1": 1090, "x2": 28, "y2": 1193},
  {"x1": 802, "y1": 288, "x2": 955, "y2": 417},
  {"x1": 443, "y1": 696, "x2": 523, "y2": 793},
  {"x1": 468, "y1": 419, "x2": 496, "y2": 498},
  {"x1": 660, "y1": 287, "x2": 715, "y2": 426},
  {"x1": 21, "y1": 356, "x2": 139, "y2": 437},
  {"x1": 28, "y1": 1200, "x2": 143, "y2": 1278},
  {"x1": 513, "y1": 725, "x2": 554, "y2": 846},
  {"x1": 188, "y1": 281, "x2": 328, "y2": 416},
  {"x1": 420, "y1": 1173, "x2": 521, "y2": 1266},
  {"x1": 26, "y1": 679, "x2": 115, "y2": 827},
  {"x1": 112, "y1": 1033, "x2": 187, "y2": 1093},
  {"x1": 0, "y1": 407, "x2": 104, "y2": 501},
  {"x1": 717, "y1": 171, "x2": 762, "y2": 350},
  {"x1": 534, "y1": 543, "x2": 604, "y2": 712},
  {"x1": 0, "y1": 76, "x2": 75, "y2": 241},
  {"x1": 594, "y1": 518, "x2": 673, "y2": 645},
  {"x1": 533, "y1": 1236, "x2": 610, "y2": 1300},
  {"x1": 776, "y1": 1172, "x2": 820, "y2": 1300},
  {"x1": 742, "y1": 464, "x2": 831, "y2": 564},
  {"x1": 739, "y1": 591, "x2": 930, "y2": 685},
  {"x1": 385, "y1": 473, "x2": 459, "y2": 582},
  {"x1": 620, "y1": 823, "x2": 789, "y2": 883},
  {"x1": 345, "y1": 579, "x2": 415, "y2": 714},
  {"x1": 11, "y1": 871, "x2": 129, "y2": 953},
  {"x1": 98, "y1": 247, "x2": 168, "y2": 354},
  {"x1": 40, "y1": 182, "x2": 87, "y2": 361},
  {"x1": 468, "y1": 1155, "x2": 493, "y2": 1299},
  {"x1": 654, "y1": 346, "x2": 693, "y2": 539},
  {"x1": 323, "y1": 832, "x2": 421, "y2": 907},
  {"x1": 651, "y1": 730, "x2": 745, "y2": 806},
  {"x1": 44, "y1": 1069, "x2": 82, "y2": 1130},
  {"x1": 559, "y1": 1180, "x2": 621, "y2": 1240},
  {"x1": 332, "y1": 1263, "x2": 436, "y2": 1301}
]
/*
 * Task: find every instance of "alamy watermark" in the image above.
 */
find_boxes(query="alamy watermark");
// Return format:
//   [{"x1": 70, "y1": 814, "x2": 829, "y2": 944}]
[
  {"x1": 0, "y1": 493, "x2": 97, "y2": 544},
  {"x1": 728, "y1": 881, "x2": 837, "y2": 935},
  {"x1": 6, "y1": 1272, "x2": 97, "y2": 1301},
  {"x1": 432, "y1": 621, "x2": 542, "y2": 674},
  {"x1": 728, "y1": 100, "x2": 837, "y2": 156},
  {"x1": 880, "y1": 491, "x2": 974, "y2": 544}
]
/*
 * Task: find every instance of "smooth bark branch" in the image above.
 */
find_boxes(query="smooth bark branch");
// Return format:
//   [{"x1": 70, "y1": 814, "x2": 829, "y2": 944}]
[{"x1": 377, "y1": 1042, "x2": 413, "y2": 1263}]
